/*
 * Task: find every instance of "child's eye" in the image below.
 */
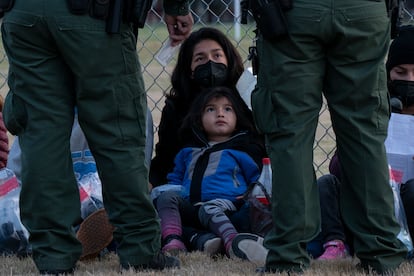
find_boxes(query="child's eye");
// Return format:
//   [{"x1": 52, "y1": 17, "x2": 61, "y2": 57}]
[
  {"x1": 225, "y1": 106, "x2": 233, "y2": 112},
  {"x1": 205, "y1": 107, "x2": 215, "y2": 112}
]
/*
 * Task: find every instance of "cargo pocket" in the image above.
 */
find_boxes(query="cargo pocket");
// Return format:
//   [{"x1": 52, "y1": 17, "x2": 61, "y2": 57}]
[
  {"x1": 3, "y1": 91, "x2": 27, "y2": 135},
  {"x1": 113, "y1": 73, "x2": 146, "y2": 144},
  {"x1": 251, "y1": 86, "x2": 278, "y2": 134}
]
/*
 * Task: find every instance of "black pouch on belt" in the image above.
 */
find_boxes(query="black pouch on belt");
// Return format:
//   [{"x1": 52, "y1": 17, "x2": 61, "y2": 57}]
[
  {"x1": 279, "y1": 0, "x2": 292, "y2": 10},
  {"x1": 250, "y1": 0, "x2": 289, "y2": 41},
  {"x1": 90, "y1": 0, "x2": 110, "y2": 19},
  {"x1": 0, "y1": 0, "x2": 14, "y2": 18},
  {"x1": 67, "y1": 0, "x2": 90, "y2": 14},
  {"x1": 124, "y1": 0, "x2": 152, "y2": 28}
]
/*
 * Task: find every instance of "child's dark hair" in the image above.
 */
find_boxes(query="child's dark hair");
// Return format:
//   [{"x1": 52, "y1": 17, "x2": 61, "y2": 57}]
[
  {"x1": 167, "y1": 27, "x2": 244, "y2": 105},
  {"x1": 180, "y1": 86, "x2": 257, "y2": 136}
]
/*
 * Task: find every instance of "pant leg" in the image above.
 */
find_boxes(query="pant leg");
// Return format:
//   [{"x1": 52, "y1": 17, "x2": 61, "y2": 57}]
[
  {"x1": 324, "y1": 0, "x2": 406, "y2": 272},
  {"x1": 254, "y1": 0, "x2": 406, "y2": 272},
  {"x1": 253, "y1": 1, "x2": 326, "y2": 271},
  {"x1": 50, "y1": 11, "x2": 160, "y2": 266},
  {"x1": 318, "y1": 174, "x2": 346, "y2": 243},
  {"x1": 3, "y1": 0, "x2": 160, "y2": 267},
  {"x1": 156, "y1": 191, "x2": 183, "y2": 241},
  {"x1": 308, "y1": 174, "x2": 351, "y2": 258},
  {"x1": 145, "y1": 107, "x2": 154, "y2": 168},
  {"x1": 1, "y1": 1, "x2": 81, "y2": 271},
  {"x1": 229, "y1": 202, "x2": 251, "y2": 233},
  {"x1": 198, "y1": 199, "x2": 238, "y2": 253},
  {"x1": 306, "y1": 235, "x2": 323, "y2": 259},
  {"x1": 174, "y1": 196, "x2": 205, "y2": 250}
]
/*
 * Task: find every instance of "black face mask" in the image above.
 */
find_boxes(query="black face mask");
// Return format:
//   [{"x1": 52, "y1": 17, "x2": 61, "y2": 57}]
[
  {"x1": 192, "y1": 60, "x2": 228, "y2": 88},
  {"x1": 389, "y1": 80, "x2": 414, "y2": 108}
]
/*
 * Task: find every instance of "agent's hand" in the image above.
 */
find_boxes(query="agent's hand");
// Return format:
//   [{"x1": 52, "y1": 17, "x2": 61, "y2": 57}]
[{"x1": 164, "y1": 14, "x2": 194, "y2": 46}]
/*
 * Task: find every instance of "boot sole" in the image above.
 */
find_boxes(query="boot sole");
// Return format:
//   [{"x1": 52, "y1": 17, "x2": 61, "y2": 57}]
[{"x1": 77, "y1": 208, "x2": 115, "y2": 260}]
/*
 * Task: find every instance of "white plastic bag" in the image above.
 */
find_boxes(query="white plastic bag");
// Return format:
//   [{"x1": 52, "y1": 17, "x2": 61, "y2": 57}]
[
  {"x1": 389, "y1": 166, "x2": 413, "y2": 251},
  {"x1": 78, "y1": 172, "x2": 104, "y2": 219},
  {"x1": 0, "y1": 168, "x2": 30, "y2": 256},
  {"x1": 236, "y1": 67, "x2": 256, "y2": 110}
]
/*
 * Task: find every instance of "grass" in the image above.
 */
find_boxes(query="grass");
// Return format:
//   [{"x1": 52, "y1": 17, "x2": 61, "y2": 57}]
[{"x1": 1, "y1": 251, "x2": 414, "y2": 275}]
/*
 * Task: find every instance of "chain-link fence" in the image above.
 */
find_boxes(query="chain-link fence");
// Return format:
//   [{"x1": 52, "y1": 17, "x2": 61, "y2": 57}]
[{"x1": 0, "y1": 0, "x2": 336, "y2": 177}]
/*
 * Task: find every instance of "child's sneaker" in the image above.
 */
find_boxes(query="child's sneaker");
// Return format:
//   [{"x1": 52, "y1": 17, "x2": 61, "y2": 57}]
[
  {"x1": 202, "y1": 237, "x2": 223, "y2": 256},
  {"x1": 317, "y1": 239, "x2": 349, "y2": 260},
  {"x1": 230, "y1": 233, "x2": 268, "y2": 266},
  {"x1": 162, "y1": 238, "x2": 187, "y2": 256},
  {"x1": 190, "y1": 232, "x2": 223, "y2": 256}
]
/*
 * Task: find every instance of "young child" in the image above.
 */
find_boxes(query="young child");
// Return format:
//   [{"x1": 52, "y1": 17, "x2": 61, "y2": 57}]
[{"x1": 154, "y1": 86, "x2": 265, "y2": 260}]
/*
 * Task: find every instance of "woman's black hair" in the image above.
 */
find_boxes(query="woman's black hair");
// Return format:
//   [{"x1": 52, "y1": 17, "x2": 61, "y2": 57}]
[
  {"x1": 167, "y1": 27, "x2": 244, "y2": 108},
  {"x1": 180, "y1": 86, "x2": 256, "y2": 137}
]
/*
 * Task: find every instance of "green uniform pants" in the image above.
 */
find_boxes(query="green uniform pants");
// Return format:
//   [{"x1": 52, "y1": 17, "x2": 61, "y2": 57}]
[
  {"x1": 251, "y1": 0, "x2": 407, "y2": 273},
  {"x1": 1, "y1": 0, "x2": 160, "y2": 271}
]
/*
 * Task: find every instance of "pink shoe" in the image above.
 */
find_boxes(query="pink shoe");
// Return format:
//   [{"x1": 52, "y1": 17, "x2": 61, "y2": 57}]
[
  {"x1": 317, "y1": 240, "x2": 349, "y2": 260},
  {"x1": 162, "y1": 239, "x2": 187, "y2": 256}
]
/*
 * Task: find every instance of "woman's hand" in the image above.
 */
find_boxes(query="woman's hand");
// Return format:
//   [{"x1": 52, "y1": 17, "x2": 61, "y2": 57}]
[{"x1": 164, "y1": 14, "x2": 194, "y2": 46}]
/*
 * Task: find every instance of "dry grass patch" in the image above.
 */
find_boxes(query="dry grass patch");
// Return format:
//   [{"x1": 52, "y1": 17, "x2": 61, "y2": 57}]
[{"x1": 1, "y1": 251, "x2": 414, "y2": 275}]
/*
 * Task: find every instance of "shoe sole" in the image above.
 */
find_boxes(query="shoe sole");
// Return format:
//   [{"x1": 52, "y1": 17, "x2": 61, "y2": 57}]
[
  {"x1": 77, "y1": 208, "x2": 115, "y2": 261},
  {"x1": 231, "y1": 233, "x2": 268, "y2": 267},
  {"x1": 203, "y1": 237, "x2": 223, "y2": 256}
]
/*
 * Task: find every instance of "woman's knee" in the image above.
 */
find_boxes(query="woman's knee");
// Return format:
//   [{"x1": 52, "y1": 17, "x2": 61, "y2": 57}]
[
  {"x1": 317, "y1": 174, "x2": 340, "y2": 195},
  {"x1": 155, "y1": 190, "x2": 181, "y2": 210}
]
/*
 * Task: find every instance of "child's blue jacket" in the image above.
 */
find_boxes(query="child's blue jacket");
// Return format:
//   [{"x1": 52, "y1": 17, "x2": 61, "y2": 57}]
[{"x1": 166, "y1": 130, "x2": 262, "y2": 203}]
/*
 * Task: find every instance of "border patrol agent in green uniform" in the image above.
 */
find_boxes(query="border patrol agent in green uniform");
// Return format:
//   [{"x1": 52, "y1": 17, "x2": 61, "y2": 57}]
[
  {"x1": 250, "y1": 0, "x2": 407, "y2": 273},
  {"x1": 0, "y1": 0, "x2": 192, "y2": 273}
]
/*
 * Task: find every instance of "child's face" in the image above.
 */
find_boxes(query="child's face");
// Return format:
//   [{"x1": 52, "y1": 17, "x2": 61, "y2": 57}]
[
  {"x1": 191, "y1": 39, "x2": 228, "y2": 72},
  {"x1": 202, "y1": 96, "x2": 237, "y2": 142}
]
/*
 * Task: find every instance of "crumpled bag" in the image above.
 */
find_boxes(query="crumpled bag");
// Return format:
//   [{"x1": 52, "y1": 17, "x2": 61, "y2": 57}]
[
  {"x1": 389, "y1": 166, "x2": 413, "y2": 251},
  {"x1": 245, "y1": 181, "x2": 273, "y2": 237},
  {"x1": 0, "y1": 168, "x2": 30, "y2": 257},
  {"x1": 78, "y1": 172, "x2": 104, "y2": 219}
]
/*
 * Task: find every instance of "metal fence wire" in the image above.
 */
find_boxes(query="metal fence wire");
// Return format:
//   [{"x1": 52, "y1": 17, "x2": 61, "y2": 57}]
[{"x1": 0, "y1": 0, "x2": 336, "y2": 177}]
